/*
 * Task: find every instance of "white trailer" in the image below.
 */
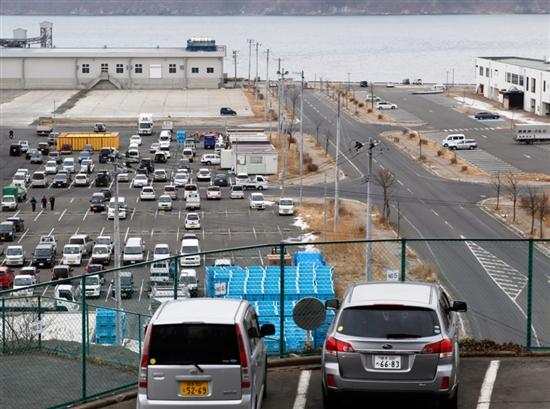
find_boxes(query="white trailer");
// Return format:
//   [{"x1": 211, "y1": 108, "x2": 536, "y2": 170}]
[{"x1": 514, "y1": 124, "x2": 550, "y2": 144}]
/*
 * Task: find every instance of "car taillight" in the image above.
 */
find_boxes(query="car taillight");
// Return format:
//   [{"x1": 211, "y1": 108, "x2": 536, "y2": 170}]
[
  {"x1": 139, "y1": 324, "x2": 153, "y2": 388},
  {"x1": 235, "y1": 324, "x2": 250, "y2": 389},
  {"x1": 325, "y1": 337, "x2": 355, "y2": 356},
  {"x1": 421, "y1": 338, "x2": 453, "y2": 358}
]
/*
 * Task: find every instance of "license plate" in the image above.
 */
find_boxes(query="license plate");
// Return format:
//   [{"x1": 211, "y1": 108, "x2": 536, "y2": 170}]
[
  {"x1": 7, "y1": 261, "x2": 12, "y2": 265},
  {"x1": 180, "y1": 381, "x2": 208, "y2": 396},
  {"x1": 190, "y1": 226, "x2": 195, "y2": 229},
  {"x1": 69, "y1": 261, "x2": 74, "y2": 265},
  {"x1": 87, "y1": 294, "x2": 93, "y2": 297},
  {"x1": 122, "y1": 293, "x2": 127, "y2": 297},
  {"x1": 0, "y1": 236, "x2": 5, "y2": 240},
  {"x1": 284, "y1": 211, "x2": 288, "y2": 214},
  {"x1": 39, "y1": 263, "x2": 44, "y2": 266},
  {"x1": 93, "y1": 207, "x2": 97, "y2": 211},
  {"x1": 374, "y1": 355, "x2": 402, "y2": 370}
]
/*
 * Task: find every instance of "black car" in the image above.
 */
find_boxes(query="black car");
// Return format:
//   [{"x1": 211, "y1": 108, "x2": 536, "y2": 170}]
[
  {"x1": 0, "y1": 221, "x2": 16, "y2": 241},
  {"x1": 52, "y1": 173, "x2": 70, "y2": 188},
  {"x1": 52, "y1": 265, "x2": 73, "y2": 281},
  {"x1": 9, "y1": 143, "x2": 22, "y2": 156},
  {"x1": 213, "y1": 174, "x2": 228, "y2": 186},
  {"x1": 6, "y1": 217, "x2": 25, "y2": 232},
  {"x1": 220, "y1": 107, "x2": 237, "y2": 116},
  {"x1": 90, "y1": 192, "x2": 106, "y2": 212},
  {"x1": 37, "y1": 142, "x2": 50, "y2": 155},
  {"x1": 32, "y1": 244, "x2": 56, "y2": 268},
  {"x1": 99, "y1": 147, "x2": 116, "y2": 163},
  {"x1": 139, "y1": 158, "x2": 154, "y2": 173},
  {"x1": 359, "y1": 81, "x2": 368, "y2": 87},
  {"x1": 95, "y1": 170, "x2": 112, "y2": 187},
  {"x1": 99, "y1": 188, "x2": 113, "y2": 201},
  {"x1": 111, "y1": 271, "x2": 134, "y2": 299},
  {"x1": 475, "y1": 111, "x2": 500, "y2": 120}
]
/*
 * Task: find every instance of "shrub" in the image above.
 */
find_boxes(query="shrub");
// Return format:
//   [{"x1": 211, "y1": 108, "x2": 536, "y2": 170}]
[
  {"x1": 450, "y1": 156, "x2": 458, "y2": 165},
  {"x1": 378, "y1": 114, "x2": 384, "y2": 120},
  {"x1": 358, "y1": 102, "x2": 365, "y2": 108},
  {"x1": 402, "y1": 130, "x2": 409, "y2": 136},
  {"x1": 307, "y1": 163, "x2": 319, "y2": 172},
  {"x1": 408, "y1": 132, "x2": 417, "y2": 140},
  {"x1": 393, "y1": 137, "x2": 400, "y2": 143},
  {"x1": 437, "y1": 149, "x2": 445, "y2": 157},
  {"x1": 461, "y1": 165, "x2": 468, "y2": 172},
  {"x1": 367, "y1": 108, "x2": 373, "y2": 113}
]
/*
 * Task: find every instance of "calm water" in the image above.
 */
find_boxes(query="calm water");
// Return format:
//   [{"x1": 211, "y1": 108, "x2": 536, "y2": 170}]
[{"x1": 1, "y1": 14, "x2": 549, "y2": 84}]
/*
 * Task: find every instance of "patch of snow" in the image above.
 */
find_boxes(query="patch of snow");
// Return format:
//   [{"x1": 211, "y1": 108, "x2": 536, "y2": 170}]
[{"x1": 293, "y1": 216, "x2": 309, "y2": 230}]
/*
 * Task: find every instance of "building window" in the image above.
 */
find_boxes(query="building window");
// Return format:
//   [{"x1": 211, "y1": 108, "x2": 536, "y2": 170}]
[
  {"x1": 101, "y1": 63, "x2": 108, "y2": 73},
  {"x1": 485, "y1": 68, "x2": 489, "y2": 77},
  {"x1": 531, "y1": 78, "x2": 536, "y2": 93},
  {"x1": 519, "y1": 75, "x2": 524, "y2": 86},
  {"x1": 192, "y1": 67, "x2": 199, "y2": 74},
  {"x1": 506, "y1": 72, "x2": 511, "y2": 83},
  {"x1": 82, "y1": 63, "x2": 89, "y2": 74},
  {"x1": 250, "y1": 156, "x2": 263, "y2": 165},
  {"x1": 116, "y1": 64, "x2": 124, "y2": 74},
  {"x1": 169, "y1": 64, "x2": 176, "y2": 74},
  {"x1": 207, "y1": 67, "x2": 214, "y2": 74},
  {"x1": 479, "y1": 66, "x2": 483, "y2": 76},
  {"x1": 135, "y1": 64, "x2": 143, "y2": 74},
  {"x1": 526, "y1": 77, "x2": 529, "y2": 91},
  {"x1": 511, "y1": 74, "x2": 519, "y2": 85}
]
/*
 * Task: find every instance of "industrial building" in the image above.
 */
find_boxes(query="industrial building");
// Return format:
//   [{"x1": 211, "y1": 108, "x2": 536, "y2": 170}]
[
  {"x1": 475, "y1": 56, "x2": 550, "y2": 117},
  {"x1": 0, "y1": 22, "x2": 226, "y2": 90}
]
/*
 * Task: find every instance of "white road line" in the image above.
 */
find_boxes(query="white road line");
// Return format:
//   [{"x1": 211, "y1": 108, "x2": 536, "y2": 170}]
[
  {"x1": 253, "y1": 227, "x2": 257, "y2": 239},
  {"x1": 58, "y1": 209, "x2": 67, "y2": 222},
  {"x1": 177, "y1": 226, "x2": 180, "y2": 241},
  {"x1": 444, "y1": 221, "x2": 453, "y2": 229},
  {"x1": 70, "y1": 197, "x2": 74, "y2": 203},
  {"x1": 292, "y1": 370, "x2": 311, "y2": 409},
  {"x1": 431, "y1": 209, "x2": 439, "y2": 216},
  {"x1": 482, "y1": 134, "x2": 488, "y2": 138},
  {"x1": 397, "y1": 180, "x2": 403, "y2": 185},
  {"x1": 477, "y1": 360, "x2": 500, "y2": 409},
  {"x1": 17, "y1": 229, "x2": 29, "y2": 243},
  {"x1": 34, "y1": 210, "x2": 44, "y2": 222},
  {"x1": 124, "y1": 227, "x2": 129, "y2": 243},
  {"x1": 524, "y1": 154, "x2": 531, "y2": 158},
  {"x1": 228, "y1": 228, "x2": 231, "y2": 240},
  {"x1": 407, "y1": 188, "x2": 413, "y2": 194},
  {"x1": 83, "y1": 208, "x2": 90, "y2": 221}
]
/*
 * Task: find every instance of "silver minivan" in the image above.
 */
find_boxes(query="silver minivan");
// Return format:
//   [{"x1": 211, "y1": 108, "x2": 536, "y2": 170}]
[
  {"x1": 137, "y1": 298, "x2": 275, "y2": 409},
  {"x1": 321, "y1": 282, "x2": 467, "y2": 409}
]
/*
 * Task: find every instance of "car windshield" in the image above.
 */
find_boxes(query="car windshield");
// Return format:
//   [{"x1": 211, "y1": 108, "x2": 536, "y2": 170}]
[
  {"x1": 155, "y1": 247, "x2": 169, "y2": 254},
  {"x1": 64, "y1": 246, "x2": 80, "y2": 254},
  {"x1": 185, "y1": 186, "x2": 197, "y2": 191},
  {"x1": 186, "y1": 214, "x2": 199, "y2": 221},
  {"x1": 79, "y1": 151, "x2": 89, "y2": 156},
  {"x1": 96, "y1": 238, "x2": 110, "y2": 245},
  {"x1": 54, "y1": 175, "x2": 66, "y2": 180},
  {"x1": 280, "y1": 200, "x2": 293, "y2": 206},
  {"x1": 33, "y1": 174, "x2": 44, "y2": 179},
  {"x1": 3, "y1": 198, "x2": 15, "y2": 203},
  {"x1": 164, "y1": 187, "x2": 175, "y2": 192},
  {"x1": 179, "y1": 275, "x2": 197, "y2": 285},
  {"x1": 120, "y1": 276, "x2": 132, "y2": 285},
  {"x1": 13, "y1": 174, "x2": 25, "y2": 179},
  {"x1": 336, "y1": 306, "x2": 439, "y2": 338},
  {"x1": 160, "y1": 197, "x2": 170, "y2": 203},
  {"x1": 181, "y1": 245, "x2": 199, "y2": 254},
  {"x1": 86, "y1": 276, "x2": 100, "y2": 285},
  {"x1": 7, "y1": 248, "x2": 22, "y2": 255},
  {"x1": 125, "y1": 246, "x2": 141, "y2": 255},
  {"x1": 0, "y1": 225, "x2": 13, "y2": 232},
  {"x1": 15, "y1": 276, "x2": 32, "y2": 286},
  {"x1": 35, "y1": 249, "x2": 51, "y2": 256},
  {"x1": 94, "y1": 247, "x2": 108, "y2": 254}
]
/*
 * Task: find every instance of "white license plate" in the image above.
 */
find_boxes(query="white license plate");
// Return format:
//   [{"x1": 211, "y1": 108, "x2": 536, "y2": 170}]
[{"x1": 374, "y1": 355, "x2": 402, "y2": 370}]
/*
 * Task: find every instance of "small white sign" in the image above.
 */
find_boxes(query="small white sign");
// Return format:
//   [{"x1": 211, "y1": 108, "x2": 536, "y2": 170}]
[
  {"x1": 214, "y1": 282, "x2": 227, "y2": 296},
  {"x1": 31, "y1": 320, "x2": 43, "y2": 335},
  {"x1": 386, "y1": 270, "x2": 399, "y2": 282}
]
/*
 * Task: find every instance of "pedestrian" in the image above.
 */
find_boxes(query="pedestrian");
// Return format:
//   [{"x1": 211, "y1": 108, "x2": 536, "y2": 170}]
[
  {"x1": 49, "y1": 196, "x2": 55, "y2": 211},
  {"x1": 30, "y1": 196, "x2": 37, "y2": 212},
  {"x1": 41, "y1": 196, "x2": 47, "y2": 211}
]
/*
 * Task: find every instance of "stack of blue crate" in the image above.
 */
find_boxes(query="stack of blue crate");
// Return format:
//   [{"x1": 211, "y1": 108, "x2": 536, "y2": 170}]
[{"x1": 95, "y1": 308, "x2": 125, "y2": 345}]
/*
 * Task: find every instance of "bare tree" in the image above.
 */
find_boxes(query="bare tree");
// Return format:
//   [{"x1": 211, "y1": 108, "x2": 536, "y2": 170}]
[
  {"x1": 505, "y1": 172, "x2": 522, "y2": 222},
  {"x1": 537, "y1": 192, "x2": 550, "y2": 238},
  {"x1": 520, "y1": 185, "x2": 538, "y2": 235},
  {"x1": 313, "y1": 117, "x2": 324, "y2": 143},
  {"x1": 373, "y1": 169, "x2": 397, "y2": 226},
  {"x1": 289, "y1": 90, "x2": 300, "y2": 120},
  {"x1": 286, "y1": 121, "x2": 298, "y2": 150},
  {"x1": 489, "y1": 172, "x2": 503, "y2": 210},
  {"x1": 324, "y1": 127, "x2": 333, "y2": 157}
]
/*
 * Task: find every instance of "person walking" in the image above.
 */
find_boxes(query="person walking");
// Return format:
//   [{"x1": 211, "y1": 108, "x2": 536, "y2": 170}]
[
  {"x1": 41, "y1": 196, "x2": 47, "y2": 211},
  {"x1": 30, "y1": 196, "x2": 37, "y2": 212},
  {"x1": 49, "y1": 196, "x2": 55, "y2": 211}
]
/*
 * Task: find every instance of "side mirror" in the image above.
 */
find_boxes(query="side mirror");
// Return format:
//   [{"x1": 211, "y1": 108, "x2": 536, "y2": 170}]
[
  {"x1": 325, "y1": 299, "x2": 340, "y2": 310},
  {"x1": 260, "y1": 324, "x2": 276, "y2": 337},
  {"x1": 451, "y1": 301, "x2": 467, "y2": 312}
]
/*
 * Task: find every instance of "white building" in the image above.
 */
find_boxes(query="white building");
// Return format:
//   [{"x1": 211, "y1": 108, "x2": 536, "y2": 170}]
[
  {"x1": 0, "y1": 23, "x2": 226, "y2": 90},
  {"x1": 475, "y1": 56, "x2": 550, "y2": 117}
]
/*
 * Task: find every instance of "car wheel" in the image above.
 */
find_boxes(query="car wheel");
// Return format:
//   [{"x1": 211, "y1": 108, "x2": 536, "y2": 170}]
[
  {"x1": 258, "y1": 186, "x2": 264, "y2": 190},
  {"x1": 451, "y1": 147, "x2": 456, "y2": 150},
  {"x1": 322, "y1": 385, "x2": 341, "y2": 409},
  {"x1": 391, "y1": 106, "x2": 396, "y2": 109},
  {"x1": 469, "y1": 146, "x2": 474, "y2": 150},
  {"x1": 232, "y1": 113, "x2": 236, "y2": 116},
  {"x1": 207, "y1": 161, "x2": 211, "y2": 165}
]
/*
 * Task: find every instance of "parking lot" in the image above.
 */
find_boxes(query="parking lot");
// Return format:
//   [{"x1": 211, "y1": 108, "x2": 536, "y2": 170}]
[{"x1": 1, "y1": 124, "x2": 304, "y2": 315}]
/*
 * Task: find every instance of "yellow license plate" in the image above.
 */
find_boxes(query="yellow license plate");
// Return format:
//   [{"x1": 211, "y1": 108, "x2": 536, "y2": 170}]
[
  {"x1": 122, "y1": 293, "x2": 127, "y2": 297},
  {"x1": 93, "y1": 207, "x2": 97, "y2": 210},
  {"x1": 190, "y1": 226, "x2": 195, "y2": 229},
  {"x1": 180, "y1": 381, "x2": 208, "y2": 396},
  {"x1": 69, "y1": 262, "x2": 74, "y2": 265},
  {"x1": 7, "y1": 261, "x2": 12, "y2": 265},
  {"x1": 0, "y1": 236, "x2": 5, "y2": 240}
]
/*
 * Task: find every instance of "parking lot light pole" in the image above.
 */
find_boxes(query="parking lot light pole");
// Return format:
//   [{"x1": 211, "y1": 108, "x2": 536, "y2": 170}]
[{"x1": 112, "y1": 156, "x2": 124, "y2": 344}]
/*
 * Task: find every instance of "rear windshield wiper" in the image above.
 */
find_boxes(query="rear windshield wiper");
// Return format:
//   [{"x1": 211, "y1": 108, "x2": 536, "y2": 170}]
[
  {"x1": 169, "y1": 361, "x2": 203, "y2": 372},
  {"x1": 386, "y1": 333, "x2": 422, "y2": 339}
]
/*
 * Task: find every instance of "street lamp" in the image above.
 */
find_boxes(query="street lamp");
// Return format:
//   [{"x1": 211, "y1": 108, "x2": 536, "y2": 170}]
[{"x1": 277, "y1": 69, "x2": 289, "y2": 196}]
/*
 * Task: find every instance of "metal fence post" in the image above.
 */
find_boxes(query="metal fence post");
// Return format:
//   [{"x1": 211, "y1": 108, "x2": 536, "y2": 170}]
[
  {"x1": 279, "y1": 242, "x2": 285, "y2": 357},
  {"x1": 138, "y1": 314, "x2": 142, "y2": 358},
  {"x1": 82, "y1": 275, "x2": 87, "y2": 402},
  {"x1": 400, "y1": 238, "x2": 407, "y2": 282},
  {"x1": 38, "y1": 296, "x2": 42, "y2": 350},
  {"x1": 173, "y1": 254, "x2": 179, "y2": 300},
  {"x1": 2, "y1": 298, "x2": 5, "y2": 354},
  {"x1": 526, "y1": 238, "x2": 534, "y2": 348}
]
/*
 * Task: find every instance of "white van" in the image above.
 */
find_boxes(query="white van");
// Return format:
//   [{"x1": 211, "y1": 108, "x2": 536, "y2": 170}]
[
  {"x1": 62, "y1": 244, "x2": 83, "y2": 266},
  {"x1": 278, "y1": 198, "x2": 294, "y2": 215},
  {"x1": 13, "y1": 275, "x2": 37, "y2": 296},
  {"x1": 108, "y1": 197, "x2": 127, "y2": 220},
  {"x1": 179, "y1": 238, "x2": 201, "y2": 267},
  {"x1": 431, "y1": 84, "x2": 447, "y2": 92},
  {"x1": 183, "y1": 140, "x2": 196, "y2": 156},
  {"x1": 68, "y1": 234, "x2": 94, "y2": 256},
  {"x1": 442, "y1": 134, "x2": 465, "y2": 148},
  {"x1": 123, "y1": 237, "x2": 145, "y2": 265}
]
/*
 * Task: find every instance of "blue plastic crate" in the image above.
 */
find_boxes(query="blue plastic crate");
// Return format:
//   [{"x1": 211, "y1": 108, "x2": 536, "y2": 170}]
[{"x1": 96, "y1": 335, "x2": 117, "y2": 345}]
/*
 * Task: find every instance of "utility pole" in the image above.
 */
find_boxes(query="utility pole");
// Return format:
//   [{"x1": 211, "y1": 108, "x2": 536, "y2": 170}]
[
  {"x1": 264, "y1": 49, "x2": 269, "y2": 121},
  {"x1": 255, "y1": 42, "x2": 261, "y2": 102},
  {"x1": 363, "y1": 137, "x2": 379, "y2": 281},
  {"x1": 299, "y1": 70, "x2": 304, "y2": 206},
  {"x1": 333, "y1": 92, "x2": 341, "y2": 231},
  {"x1": 277, "y1": 66, "x2": 289, "y2": 197},
  {"x1": 112, "y1": 156, "x2": 123, "y2": 344},
  {"x1": 232, "y1": 50, "x2": 237, "y2": 88},
  {"x1": 247, "y1": 39, "x2": 254, "y2": 91}
]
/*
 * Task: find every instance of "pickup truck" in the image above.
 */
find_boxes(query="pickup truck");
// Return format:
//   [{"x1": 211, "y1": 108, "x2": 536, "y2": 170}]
[
  {"x1": 2, "y1": 284, "x2": 80, "y2": 312},
  {"x1": 94, "y1": 123, "x2": 107, "y2": 132},
  {"x1": 39, "y1": 235, "x2": 58, "y2": 253},
  {"x1": 237, "y1": 175, "x2": 269, "y2": 190},
  {"x1": 36, "y1": 116, "x2": 54, "y2": 136}
]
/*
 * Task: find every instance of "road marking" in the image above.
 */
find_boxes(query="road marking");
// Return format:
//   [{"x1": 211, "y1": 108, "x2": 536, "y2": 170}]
[
  {"x1": 253, "y1": 227, "x2": 257, "y2": 239},
  {"x1": 228, "y1": 228, "x2": 231, "y2": 240},
  {"x1": 124, "y1": 227, "x2": 129, "y2": 243},
  {"x1": 17, "y1": 229, "x2": 29, "y2": 243},
  {"x1": 70, "y1": 197, "x2": 74, "y2": 202},
  {"x1": 444, "y1": 221, "x2": 453, "y2": 229},
  {"x1": 83, "y1": 208, "x2": 90, "y2": 221},
  {"x1": 431, "y1": 209, "x2": 439, "y2": 216},
  {"x1": 524, "y1": 154, "x2": 531, "y2": 158},
  {"x1": 481, "y1": 134, "x2": 488, "y2": 138},
  {"x1": 58, "y1": 209, "x2": 67, "y2": 222},
  {"x1": 477, "y1": 360, "x2": 500, "y2": 409},
  {"x1": 292, "y1": 370, "x2": 311, "y2": 409},
  {"x1": 398, "y1": 180, "x2": 403, "y2": 185}
]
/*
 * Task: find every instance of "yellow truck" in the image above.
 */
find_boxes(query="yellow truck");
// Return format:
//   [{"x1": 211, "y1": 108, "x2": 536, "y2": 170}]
[{"x1": 56, "y1": 132, "x2": 120, "y2": 151}]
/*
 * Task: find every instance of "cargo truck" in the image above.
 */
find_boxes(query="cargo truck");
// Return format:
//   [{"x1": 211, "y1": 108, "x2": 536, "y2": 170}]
[
  {"x1": 36, "y1": 116, "x2": 54, "y2": 136},
  {"x1": 138, "y1": 113, "x2": 154, "y2": 136},
  {"x1": 203, "y1": 133, "x2": 217, "y2": 149},
  {"x1": 162, "y1": 121, "x2": 174, "y2": 133},
  {"x1": 2, "y1": 185, "x2": 28, "y2": 202},
  {"x1": 1, "y1": 284, "x2": 80, "y2": 312},
  {"x1": 514, "y1": 124, "x2": 550, "y2": 144}
]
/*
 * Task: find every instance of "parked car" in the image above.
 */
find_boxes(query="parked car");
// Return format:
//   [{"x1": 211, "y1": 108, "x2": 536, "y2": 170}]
[
  {"x1": 200, "y1": 154, "x2": 221, "y2": 166},
  {"x1": 60, "y1": 143, "x2": 73, "y2": 154},
  {"x1": 130, "y1": 134, "x2": 143, "y2": 146},
  {"x1": 197, "y1": 168, "x2": 212, "y2": 181},
  {"x1": 30, "y1": 151, "x2": 44, "y2": 164},
  {"x1": 402, "y1": 78, "x2": 410, "y2": 85},
  {"x1": 80, "y1": 159, "x2": 95, "y2": 173},
  {"x1": 100, "y1": 188, "x2": 113, "y2": 201},
  {"x1": 150, "y1": 142, "x2": 160, "y2": 153},
  {"x1": 230, "y1": 184, "x2": 245, "y2": 199},
  {"x1": 183, "y1": 184, "x2": 198, "y2": 200},
  {"x1": 365, "y1": 94, "x2": 381, "y2": 102},
  {"x1": 6, "y1": 217, "x2": 25, "y2": 232},
  {"x1": 214, "y1": 173, "x2": 228, "y2": 186},
  {"x1": 163, "y1": 185, "x2": 178, "y2": 200},
  {"x1": 321, "y1": 282, "x2": 467, "y2": 409},
  {"x1": 206, "y1": 186, "x2": 221, "y2": 200},
  {"x1": 37, "y1": 142, "x2": 50, "y2": 155},
  {"x1": 220, "y1": 107, "x2": 237, "y2": 115},
  {"x1": 359, "y1": 80, "x2": 368, "y2": 87},
  {"x1": 74, "y1": 173, "x2": 90, "y2": 186},
  {"x1": 78, "y1": 150, "x2": 92, "y2": 163},
  {"x1": 413, "y1": 78, "x2": 423, "y2": 85},
  {"x1": 153, "y1": 169, "x2": 168, "y2": 182},
  {"x1": 249, "y1": 193, "x2": 266, "y2": 210},
  {"x1": 140, "y1": 186, "x2": 156, "y2": 201},
  {"x1": 178, "y1": 158, "x2": 191, "y2": 172},
  {"x1": 475, "y1": 111, "x2": 500, "y2": 120},
  {"x1": 184, "y1": 212, "x2": 201, "y2": 230},
  {"x1": 0, "y1": 266, "x2": 15, "y2": 288},
  {"x1": 31, "y1": 171, "x2": 49, "y2": 187},
  {"x1": 157, "y1": 195, "x2": 173, "y2": 211},
  {"x1": 386, "y1": 81, "x2": 395, "y2": 88},
  {"x1": 447, "y1": 139, "x2": 478, "y2": 150},
  {"x1": 63, "y1": 158, "x2": 76, "y2": 173},
  {"x1": 95, "y1": 170, "x2": 112, "y2": 187},
  {"x1": 48, "y1": 151, "x2": 63, "y2": 164},
  {"x1": 174, "y1": 172, "x2": 189, "y2": 187},
  {"x1": 52, "y1": 265, "x2": 73, "y2": 281},
  {"x1": 93, "y1": 122, "x2": 107, "y2": 132},
  {"x1": 153, "y1": 244, "x2": 171, "y2": 260},
  {"x1": 133, "y1": 174, "x2": 149, "y2": 188},
  {"x1": 52, "y1": 173, "x2": 70, "y2": 188},
  {"x1": 376, "y1": 101, "x2": 398, "y2": 110},
  {"x1": 90, "y1": 192, "x2": 106, "y2": 212},
  {"x1": 25, "y1": 148, "x2": 39, "y2": 160}
]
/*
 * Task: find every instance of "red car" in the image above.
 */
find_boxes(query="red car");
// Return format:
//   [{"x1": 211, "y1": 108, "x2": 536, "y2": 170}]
[{"x1": 0, "y1": 266, "x2": 15, "y2": 289}]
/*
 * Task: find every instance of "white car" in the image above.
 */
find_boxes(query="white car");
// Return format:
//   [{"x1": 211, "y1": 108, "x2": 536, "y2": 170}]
[
  {"x1": 74, "y1": 173, "x2": 90, "y2": 186},
  {"x1": 447, "y1": 139, "x2": 478, "y2": 150},
  {"x1": 12, "y1": 172, "x2": 28, "y2": 186},
  {"x1": 95, "y1": 236, "x2": 114, "y2": 253},
  {"x1": 159, "y1": 140, "x2": 170, "y2": 148},
  {"x1": 206, "y1": 186, "x2": 221, "y2": 200},
  {"x1": 153, "y1": 169, "x2": 168, "y2": 182},
  {"x1": 174, "y1": 172, "x2": 189, "y2": 187},
  {"x1": 365, "y1": 94, "x2": 381, "y2": 102},
  {"x1": 118, "y1": 170, "x2": 130, "y2": 182},
  {"x1": 153, "y1": 243, "x2": 171, "y2": 260},
  {"x1": 200, "y1": 154, "x2": 221, "y2": 165},
  {"x1": 140, "y1": 186, "x2": 156, "y2": 201},
  {"x1": 196, "y1": 168, "x2": 212, "y2": 181},
  {"x1": 6, "y1": 245, "x2": 26, "y2": 266},
  {"x1": 44, "y1": 160, "x2": 58, "y2": 175},
  {"x1": 80, "y1": 159, "x2": 95, "y2": 173},
  {"x1": 279, "y1": 198, "x2": 294, "y2": 215},
  {"x1": 386, "y1": 81, "x2": 395, "y2": 88},
  {"x1": 150, "y1": 142, "x2": 160, "y2": 153},
  {"x1": 130, "y1": 134, "x2": 142, "y2": 146},
  {"x1": 184, "y1": 212, "x2": 201, "y2": 230},
  {"x1": 376, "y1": 101, "x2": 398, "y2": 110},
  {"x1": 158, "y1": 132, "x2": 172, "y2": 143},
  {"x1": 63, "y1": 158, "x2": 76, "y2": 173},
  {"x1": 16, "y1": 169, "x2": 30, "y2": 184},
  {"x1": 133, "y1": 174, "x2": 149, "y2": 188},
  {"x1": 249, "y1": 193, "x2": 266, "y2": 210},
  {"x1": 157, "y1": 195, "x2": 173, "y2": 211}
]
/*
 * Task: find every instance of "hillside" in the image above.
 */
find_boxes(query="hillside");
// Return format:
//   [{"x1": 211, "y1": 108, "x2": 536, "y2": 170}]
[{"x1": 1, "y1": 0, "x2": 548, "y2": 16}]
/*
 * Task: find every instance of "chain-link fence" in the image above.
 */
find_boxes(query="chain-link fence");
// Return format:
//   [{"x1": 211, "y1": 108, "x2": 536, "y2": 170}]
[{"x1": 1, "y1": 237, "x2": 550, "y2": 408}]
